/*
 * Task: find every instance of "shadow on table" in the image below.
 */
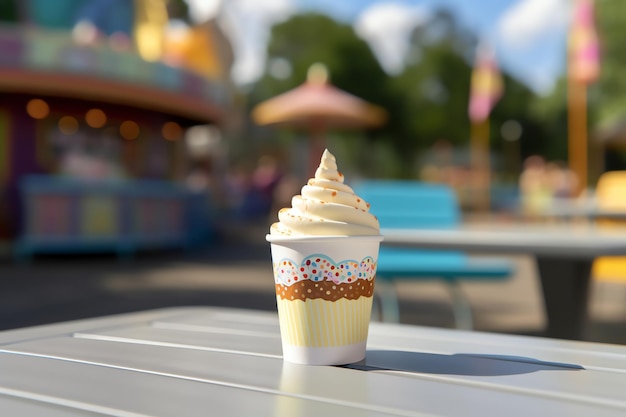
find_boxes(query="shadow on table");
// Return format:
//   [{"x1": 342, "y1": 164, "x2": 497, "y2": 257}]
[{"x1": 344, "y1": 350, "x2": 584, "y2": 376}]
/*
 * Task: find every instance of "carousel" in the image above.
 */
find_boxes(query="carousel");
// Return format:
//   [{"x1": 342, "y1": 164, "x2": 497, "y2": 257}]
[{"x1": 0, "y1": 0, "x2": 233, "y2": 258}]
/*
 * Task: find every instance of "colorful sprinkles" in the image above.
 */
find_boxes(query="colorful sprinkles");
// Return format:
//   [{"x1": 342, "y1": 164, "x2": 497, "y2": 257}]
[{"x1": 273, "y1": 254, "x2": 376, "y2": 286}]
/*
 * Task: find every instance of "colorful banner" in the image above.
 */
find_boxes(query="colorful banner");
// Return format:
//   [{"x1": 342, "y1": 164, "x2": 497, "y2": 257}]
[
  {"x1": 468, "y1": 43, "x2": 503, "y2": 123},
  {"x1": 569, "y1": 0, "x2": 599, "y2": 84}
]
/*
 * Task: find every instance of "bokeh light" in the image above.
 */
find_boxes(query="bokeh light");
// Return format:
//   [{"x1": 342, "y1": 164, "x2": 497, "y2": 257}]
[
  {"x1": 162, "y1": 121, "x2": 182, "y2": 141},
  {"x1": 26, "y1": 99, "x2": 50, "y2": 119},
  {"x1": 501, "y1": 120, "x2": 522, "y2": 142},
  {"x1": 58, "y1": 116, "x2": 79, "y2": 135},
  {"x1": 85, "y1": 108, "x2": 107, "y2": 128},
  {"x1": 120, "y1": 120, "x2": 140, "y2": 140}
]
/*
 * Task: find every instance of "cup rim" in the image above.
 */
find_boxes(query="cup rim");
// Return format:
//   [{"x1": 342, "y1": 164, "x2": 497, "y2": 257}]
[{"x1": 266, "y1": 234, "x2": 384, "y2": 243}]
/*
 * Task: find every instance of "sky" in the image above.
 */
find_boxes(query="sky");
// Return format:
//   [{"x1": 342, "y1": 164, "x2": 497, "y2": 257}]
[{"x1": 185, "y1": 0, "x2": 574, "y2": 95}]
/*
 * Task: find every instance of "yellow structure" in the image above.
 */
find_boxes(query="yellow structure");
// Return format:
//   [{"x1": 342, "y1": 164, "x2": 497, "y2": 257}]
[
  {"x1": 592, "y1": 171, "x2": 626, "y2": 282},
  {"x1": 133, "y1": 0, "x2": 234, "y2": 81},
  {"x1": 133, "y1": 0, "x2": 169, "y2": 62}
]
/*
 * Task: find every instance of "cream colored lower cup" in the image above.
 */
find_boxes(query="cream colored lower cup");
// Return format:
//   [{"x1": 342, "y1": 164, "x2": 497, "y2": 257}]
[{"x1": 266, "y1": 235, "x2": 383, "y2": 365}]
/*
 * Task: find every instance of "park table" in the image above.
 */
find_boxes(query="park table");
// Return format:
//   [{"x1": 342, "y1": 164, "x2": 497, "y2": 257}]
[
  {"x1": 0, "y1": 307, "x2": 625, "y2": 416},
  {"x1": 382, "y1": 224, "x2": 626, "y2": 341},
  {"x1": 541, "y1": 198, "x2": 626, "y2": 221}
]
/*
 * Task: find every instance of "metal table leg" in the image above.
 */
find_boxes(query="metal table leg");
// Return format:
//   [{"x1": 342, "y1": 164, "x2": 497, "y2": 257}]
[{"x1": 536, "y1": 257, "x2": 592, "y2": 340}]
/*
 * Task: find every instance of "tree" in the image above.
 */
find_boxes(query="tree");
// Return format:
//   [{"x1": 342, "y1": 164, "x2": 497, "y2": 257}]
[
  {"x1": 593, "y1": 0, "x2": 626, "y2": 128},
  {"x1": 252, "y1": 14, "x2": 388, "y2": 103},
  {"x1": 249, "y1": 13, "x2": 393, "y2": 123},
  {"x1": 248, "y1": 10, "x2": 543, "y2": 179},
  {"x1": 583, "y1": 0, "x2": 626, "y2": 171},
  {"x1": 527, "y1": 78, "x2": 568, "y2": 161},
  {"x1": 527, "y1": 0, "x2": 626, "y2": 173},
  {"x1": 0, "y1": 0, "x2": 18, "y2": 22},
  {"x1": 167, "y1": 0, "x2": 190, "y2": 22},
  {"x1": 248, "y1": 13, "x2": 403, "y2": 176},
  {"x1": 397, "y1": 9, "x2": 541, "y2": 172}
]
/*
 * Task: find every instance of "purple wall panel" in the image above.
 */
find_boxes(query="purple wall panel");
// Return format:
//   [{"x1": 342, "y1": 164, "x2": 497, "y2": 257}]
[{"x1": 7, "y1": 107, "x2": 44, "y2": 237}]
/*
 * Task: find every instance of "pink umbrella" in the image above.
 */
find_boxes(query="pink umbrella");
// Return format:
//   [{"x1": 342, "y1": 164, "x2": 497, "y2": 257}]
[{"x1": 252, "y1": 64, "x2": 387, "y2": 175}]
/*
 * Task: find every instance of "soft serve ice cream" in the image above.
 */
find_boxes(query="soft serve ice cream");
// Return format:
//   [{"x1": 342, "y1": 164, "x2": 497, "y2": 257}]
[
  {"x1": 267, "y1": 149, "x2": 382, "y2": 365},
  {"x1": 269, "y1": 149, "x2": 379, "y2": 237}
]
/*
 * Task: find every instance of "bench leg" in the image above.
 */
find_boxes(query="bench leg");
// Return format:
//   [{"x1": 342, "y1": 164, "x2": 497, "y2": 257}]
[
  {"x1": 446, "y1": 280, "x2": 473, "y2": 330},
  {"x1": 375, "y1": 279, "x2": 400, "y2": 323}
]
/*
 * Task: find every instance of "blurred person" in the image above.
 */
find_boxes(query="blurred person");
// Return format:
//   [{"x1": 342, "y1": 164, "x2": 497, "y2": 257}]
[
  {"x1": 419, "y1": 163, "x2": 443, "y2": 183},
  {"x1": 420, "y1": 139, "x2": 455, "y2": 185},
  {"x1": 519, "y1": 155, "x2": 551, "y2": 218},
  {"x1": 450, "y1": 164, "x2": 473, "y2": 210},
  {"x1": 223, "y1": 162, "x2": 253, "y2": 219},
  {"x1": 58, "y1": 131, "x2": 124, "y2": 181},
  {"x1": 546, "y1": 160, "x2": 579, "y2": 200},
  {"x1": 186, "y1": 159, "x2": 214, "y2": 193},
  {"x1": 252, "y1": 155, "x2": 282, "y2": 200},
  {"x1": 249, "y1": 154, "x2": 283, "y2": 219}
]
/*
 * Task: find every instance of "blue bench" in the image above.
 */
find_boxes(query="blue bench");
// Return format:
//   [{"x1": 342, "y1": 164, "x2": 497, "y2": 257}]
[{"x1": 353, "y1": 180, "x2": 514, "y2": 329}]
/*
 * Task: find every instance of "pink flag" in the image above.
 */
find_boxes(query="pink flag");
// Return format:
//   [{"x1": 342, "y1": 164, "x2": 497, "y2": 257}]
[
  {"x1": 468, "y1": 43, "x2": 503, "y2": 123},
  {"x1": 569, "y1": 0, "x2": 600, "y2": 84}
]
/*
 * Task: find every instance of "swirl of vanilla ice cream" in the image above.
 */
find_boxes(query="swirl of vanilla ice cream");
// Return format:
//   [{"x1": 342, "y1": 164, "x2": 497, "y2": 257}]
[{"x1": 269, "y1": 149, "x2": 380, "y2": 236}]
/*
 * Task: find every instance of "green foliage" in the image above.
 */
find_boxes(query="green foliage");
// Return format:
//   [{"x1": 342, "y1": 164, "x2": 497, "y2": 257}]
[
  {"x1": 248, "y1": 13, "x2": 402, "y2": 176},
  {"x1": 250, "y1": 13, "x2": 390, "y2": 110},
  {"x1": 593, "y1": 0, "x2": 626, "y2": 127},
  {"x1": 526, "y1": 77, "x2": 568, "y2": 161},
  {"x1": 394, "y1": 33, "x2": 474, "y2": 149},
  {"x1": 247, "y1": 9, "x2": 542, "y2": 178},
  {"x1": 525, "y1": 0, "x2": 626, "y2": 171},
  {"x1": 167, "y1": 0, "x2": 190, "y2": 22},
  {"x1": 0, "y1": 0, "x2": 18, "y2": 22}
]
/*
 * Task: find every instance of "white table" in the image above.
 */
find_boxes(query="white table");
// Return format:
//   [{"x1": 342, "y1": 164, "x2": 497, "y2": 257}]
[
  {"x1": 382, "y1": 225, "x2": 626, "y2": 340},
  {"x1": 1, "y1": 307, "x2": 625, "y2": 416},
  {"x1": 541, "y1": 199, "x2": 626, "y2": 221}
]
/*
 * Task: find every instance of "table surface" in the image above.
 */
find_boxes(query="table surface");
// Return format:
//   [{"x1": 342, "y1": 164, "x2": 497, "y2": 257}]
[
  {"x1": 542, "y1": 199, "x2": 626, "y2": 220},
  {"x1": 1, "y1": 307, "x2": 625, "y2": 417},
  {"x1": 381, "y1": 225, "x2": 626, "y2": 258}
]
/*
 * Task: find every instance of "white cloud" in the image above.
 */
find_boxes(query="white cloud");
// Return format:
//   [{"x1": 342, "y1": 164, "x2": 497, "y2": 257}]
[
  {"x1": 186, "y1": 0, "x2": 295, "y2": 86},
  {"x1": 185, "y1": 0, "x2": 222, "y2": 23},
  {"x1": 225, "y1": 0, "x2": 294, "y2": 85},
  {"x1": 497, "y1": 0, "x2": 570, "y2": 49},
  {"x1": 354, "y1": 2, "x2": 429, "y2": 74},
  {"x1": 495, "y1": 0, "x2": 572, "y2": 94}
]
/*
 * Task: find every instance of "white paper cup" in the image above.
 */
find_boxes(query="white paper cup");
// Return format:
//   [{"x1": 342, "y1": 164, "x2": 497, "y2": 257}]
[{"x1": 267, "y1": 234, "x2": 383, "y2": 365}]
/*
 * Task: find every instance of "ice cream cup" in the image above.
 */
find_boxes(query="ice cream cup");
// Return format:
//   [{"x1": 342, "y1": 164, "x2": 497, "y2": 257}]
[{"x1": 267, "y1": 234, "x2": 383, "y2": 365}]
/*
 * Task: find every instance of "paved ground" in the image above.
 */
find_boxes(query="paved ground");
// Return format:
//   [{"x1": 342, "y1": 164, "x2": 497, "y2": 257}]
[{"x1": 1, "y1": 221, "x2": 625, "y2": 345}]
